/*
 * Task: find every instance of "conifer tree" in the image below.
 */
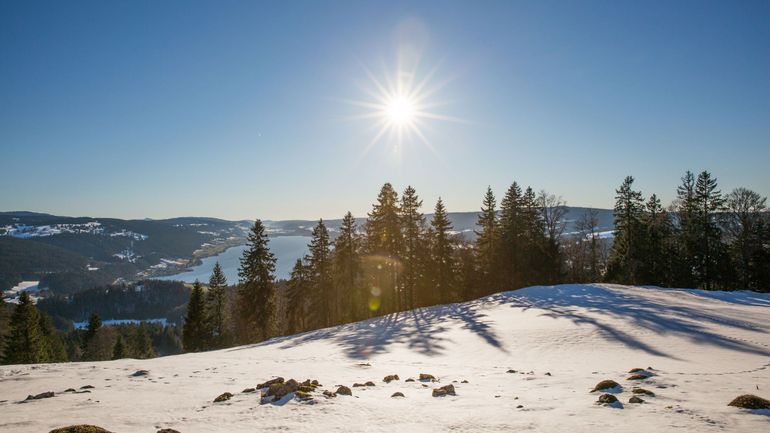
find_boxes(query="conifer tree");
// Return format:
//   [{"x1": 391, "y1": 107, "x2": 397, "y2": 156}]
[
  {"x1": 2, "y1": 292, "x2": 47, "y2": 364},
  {"x1": 475, "y1": 186, "x2": 499, "y2": 294},
  {"x1": 206, "y1": 262, "x2": 228, "y2": 348},
  {"x1": 285, "y1": 259, "x2": 309, "y2": 333},
  {"x1": 236, "y1": 219, "x2": 277, "y2": 343},
  {"x1": 183, "y1": 280, "x2": 208, "y2": 352},
  {"x1": 672, "y1": 171, "x2": 698, "y2": 287},
  {"x1": 693, "y1": 171, "x2": 726, "y2": 289},
  {"x1": 400, "y1": 186, "x2": 426, "y2": 309},
  {"x1": 521, "y1": 186, "x2": 546, "y2": 285},
  {"x1": 640, "y1": 193, "x2": 674, "y2": 285},
  {"x1": 38, "y1": 313, "x2": 67, "y2": 362},
  {"x1": 133, "y1": 322, "x2": 156, "y2": 359},
  {"x1": 364, "y1": 183, "x2": 402, "y2": 313},
  {"x1": 307, "y1": 219, "x2": 333, "y2": 327},
  {"x1": 333, "y1": 212, "x2": 361, "y2": 321},
  {"x1": 112, "y1": 335, "x2": 126, "y2": 360},
  {"x1": 498, "y1": 182, "x2": 525, "y2": 289},
  {"x1": 429, "y1": 198, "x2": 455, "y2": 304},
  {"x1": 606, "y1": 176, "x2": 645, "y2": 284}
]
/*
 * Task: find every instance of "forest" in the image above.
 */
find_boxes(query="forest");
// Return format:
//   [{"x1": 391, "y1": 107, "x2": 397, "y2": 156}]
[{"x1": 2, "y1": 170, "x2": 768, "y2": 362}]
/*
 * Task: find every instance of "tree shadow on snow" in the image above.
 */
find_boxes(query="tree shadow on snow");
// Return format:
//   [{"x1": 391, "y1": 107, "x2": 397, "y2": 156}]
[
  {"x1": 493, "y1": 284, "x2": 770, "y2": 360},
  {"x1": 232, "y1": 301, "x2": 508, "y2": 359}
]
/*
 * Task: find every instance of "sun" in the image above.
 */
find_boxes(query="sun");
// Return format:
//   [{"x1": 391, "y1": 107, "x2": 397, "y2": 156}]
[
  {"x1": 385, "y1": 95, "x2": 417, "y2": 126},
  {"x1": 343, "y1": 52, "x2": 460, "y2": 158}
]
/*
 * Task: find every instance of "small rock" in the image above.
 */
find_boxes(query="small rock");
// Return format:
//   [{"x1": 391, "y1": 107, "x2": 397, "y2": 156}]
[
  {"x1": 157, "y1": 430, "x2": 181, "y2": 433},
  {"x1": 257, "y1": 377, "x2": 284, "y2": 389},
  {"x1": 80, "y1": 385, "x2": 95, "y2": 390},
  {"x1": 131, "y1": 370, "x2": 149, "y2": 377},
  {"x1": 506, "y1": 369, "x2": 516, "y2": 374},
  {"x1": 365, "y1": 381, "x2": 375, "y2": 387},
  {"x1": 336, "y1": 385, "x2": 352, "y2": 396},
  {"x1": 432, "y1": 384, "x2": 456, "y2": 397},
  {"x1": 545, "y1": 372, "x2": 552, "y2": 376},
  {"x1": 391, "y1": 392, "x2": 405, "y2": 398},
  {"x1": 383, "y1": 374, "x2": 400, "y2": 383},
  {"x1": 322, "y1": 390, "x2": 336, "y2": 398},
  {"x1": 49, "y1": 425, "x2": 113, "y2": 433},
  {"x1": 516, "y1": 405, "x2": 523, "y2": 409},
  {"x1": 295, "y1": 391, "x2": 313, "y2": 401},
  {"x1": 352, "y1": 383, "x2": 365, "y2": 387},
  {"x1": 627, "y1": 374, "x2": 649, "y2": 381},
  {"x1": 213, "y1": 392, "x2": 233, "y2": 403},
  {"x1": 242, "y1": 388, "x2": 256, "y2": 393},
  {"x1": 461, "y1": 380, "x2": 469, "y2": 383},
  {"x1": 628, "y1": 367, "x2": 645, "y2": 373},
  {"x1": 405, "y1": 378, "x2": 415, "y2": 382},
  {"x1": 629, "y1": 396, "x2": 645, "y2": 404},
  {"x1": 597, "y1": 393, "x2": 619, "y2": 404},
  {"x1": 26, "y1": 391, "x2": 55, "y2": 400},
  {"x1": 311, "y1": 380, "x2": 319, "y2": 386},
  {"x1": 63, "y1": 388, "x2": 76, "y2": 393},
  {"x1": 419, "y1": 373, "x2": 436, "y2": 382},
  {"x1": 591, "y1": 380, "x2": 620, "y2": 393},
  {"x1": 267, "y1": 379, "x2": 299, "y2": 399},
  {"x1": 632, "y1": 388, "x2": 655, "y2": 397},
  {"x1": 727, "y1": 394, "x2": 770, "y2": 410}
]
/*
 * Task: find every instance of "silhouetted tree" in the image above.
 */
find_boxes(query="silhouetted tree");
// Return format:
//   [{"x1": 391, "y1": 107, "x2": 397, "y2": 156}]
[
  {"x1": 236, "y1": 219, "x2": 277, "y2": 343},
  {"x1": 206, "y1": 262, "x2": 228, "y2": 348},
  {"x1": 183, "y1": 280, "x2": 208, "y2": 352}
]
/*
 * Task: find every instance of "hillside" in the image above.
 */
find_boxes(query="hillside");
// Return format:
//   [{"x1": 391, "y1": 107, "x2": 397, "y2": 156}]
[{"x1": 1, "y1": 284, "x2": 768, "y2": 432}]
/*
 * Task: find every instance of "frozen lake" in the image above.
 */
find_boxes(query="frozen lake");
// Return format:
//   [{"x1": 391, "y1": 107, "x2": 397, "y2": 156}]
[{"x1": 157, "y1": 235, "x2": 310, "y2": 283}]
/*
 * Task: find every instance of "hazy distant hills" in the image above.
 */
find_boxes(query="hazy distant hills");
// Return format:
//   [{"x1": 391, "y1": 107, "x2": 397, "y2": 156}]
[{"x1": 0, "y1": 207, "x2": 613, "y2": 293}]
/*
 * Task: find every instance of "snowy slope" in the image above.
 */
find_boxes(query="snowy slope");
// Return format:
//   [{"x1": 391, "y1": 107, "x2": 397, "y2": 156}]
[{"x1": 2, "y1": 284, "x2": 769, "y2": 432}]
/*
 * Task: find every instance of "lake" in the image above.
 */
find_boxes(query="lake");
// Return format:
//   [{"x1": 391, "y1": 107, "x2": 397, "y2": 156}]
[{"x1": 157, "y1": 235, "x2": 310, "y2": 283}]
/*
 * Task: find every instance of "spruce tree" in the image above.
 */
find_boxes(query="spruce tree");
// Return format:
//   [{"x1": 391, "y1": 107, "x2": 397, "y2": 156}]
[
  {"x1": 206, "y1": 262, "x2": 228, "y2": 348},
  {"x1": 475, "y1": 186, "x2": 499, "y2": 295},
  {"x1": 81, "y1": 313, "x2": 102, "y2": 360},
  {"x1": 606, "y1": 176, "x2": 645, "y2": 284},
  {"x1": 112, "y1": 335, "x2": 126, "y2": 360},
  {"x1": 430, "y1": 198, "x2": 455, "y2": 304},
  {"x1": 498, "y1": 182, "x2": 525, "y2": 289},
  {"x1": 400, "y1": 186, "x2": 426, "y2": 309},
  {"x1": 640, "y1": 194, "x2": 674, "y2": 285},
  {"x1": 364, "y1": 183, "x2": 402, "y2": 313},
  {"x1": 38, "y1": 313, "x2": 67, "y2": 362},
  {"x1": 693, "y1": 171, "x2": 726, "y2": 290},
  {"x1": 285, "y1": 259, "x2": 309, "y2": 334},
  {"x1": 133, "y1": 322, "x2": 156, "y2": 359},
  {"x1": 307, "y1": 219, "x2": 333, "y2": 327},
  {"x1": 183, "y1": 280, "x2": 207, "y2": 352},
  {"x1": 236, "y1": 219, "x2": 277, "y2": 343},
  {"x1": 2, "y1": 292, "x2": 47, "y2": 364},
  {"x1": 333, "y1": 212, "x2": 361, "y2": 321},
  {"x1": 673, "y1": 171, "x2": 698, "y2": 287}
]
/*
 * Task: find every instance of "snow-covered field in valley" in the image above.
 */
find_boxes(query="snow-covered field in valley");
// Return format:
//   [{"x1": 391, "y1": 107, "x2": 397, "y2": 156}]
[{"x1": 2, "y1": 284, "x2": 769, "y2": 432}]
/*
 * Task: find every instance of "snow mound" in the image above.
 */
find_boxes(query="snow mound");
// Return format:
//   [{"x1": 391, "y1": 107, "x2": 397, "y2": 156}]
[{"x1": 2, "y1": 284, "x2": 769, "y2": 432}]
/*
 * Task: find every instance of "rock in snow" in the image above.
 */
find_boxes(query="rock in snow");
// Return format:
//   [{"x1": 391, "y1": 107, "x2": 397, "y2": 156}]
[{"x1": 2, "y1": 284, "x2": 770, "y2": 432}]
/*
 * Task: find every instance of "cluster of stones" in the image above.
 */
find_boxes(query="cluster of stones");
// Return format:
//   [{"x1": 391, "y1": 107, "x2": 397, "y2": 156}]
[
  {"x1": 212, "y1": 377, "x2": 324, "y2": 405},
  {"x1": 591, "y1": 368, "x2": 658, "y2": 408}
]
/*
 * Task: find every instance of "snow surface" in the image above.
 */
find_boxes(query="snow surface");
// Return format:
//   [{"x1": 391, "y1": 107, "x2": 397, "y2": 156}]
[
  {"x1": 1, "y1": 284, "x2": 769, "y2": 432},
  {"x1": 2, "y1": 281, "x2": 41, "y2": 304}
]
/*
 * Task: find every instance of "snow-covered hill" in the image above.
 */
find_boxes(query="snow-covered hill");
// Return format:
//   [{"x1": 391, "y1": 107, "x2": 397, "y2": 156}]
[{"x1": 2, "y1": 284, "x2": 769, "y2": 432}]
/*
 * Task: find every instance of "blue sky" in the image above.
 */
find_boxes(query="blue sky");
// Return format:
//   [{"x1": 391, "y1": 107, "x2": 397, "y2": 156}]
[{"x1": 1, "y1": 0, "x2": 768, "y2": 220}]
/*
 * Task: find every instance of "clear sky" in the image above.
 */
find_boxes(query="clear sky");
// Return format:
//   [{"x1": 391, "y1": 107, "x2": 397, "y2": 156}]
[{"x1": 1, "y1": 0, "x2": 768, "y2": 221}]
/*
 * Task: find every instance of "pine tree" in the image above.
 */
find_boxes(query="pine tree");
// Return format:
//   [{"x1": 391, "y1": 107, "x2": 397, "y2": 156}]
[
  {"x1": 606, "y1": 176, "x2": 645, "y2": 284},
  {"x1": 183, "y1": 280, "x2": 208, "y2": 352},
  {"x1": 38, "y1": 313, "x2": 67, "y2": 362},
  {"x1": 236, "y1": 219, "x2": 277, "y2": 343},
  {"x1": 112, "y1": 335, "x2": 126, "y2": 360},
  {"x1": 400, "y1": 186, "x2": 426, "y2": 310},
  {"x1": 206, "y1": 262, "x2": 228, "y2": 348},
  {"x1": 521, "y1": 186, "x2": 546, "y2": 285},
  {"x1": 286, "y1": 259, "x2": 309, "y2": 333},
  {"x1": 640, "y1": 194, "x2": 674, "y2": 285},
  {"x1": 81, "y1": 312, "x2": 102, "y2": 360},
  {"x1": 672, "y1": 171, "x2": 698, "y2": 287},
  {"x1": 307, "y1": 219, "x2": 334, "y2": 327},
  {"x1": 131, "y1": 323, "x2": 155, "y2": 359},
  {"x1": 498, "y1": 182, "x2": 525, "y2": 289},
  {"x1": 429, "y1": 198, "x2": 455, "y2": 304},
  {"x1": 333, "y1": 212, "x2": 361, "y2": 321},
  {"x1": 364, "y1": 183, "x2": 402, "y2": 313},
  {"x1": 693, "y1": 171, "x2": 726, "y2": 290},
  {"x1": 2, "y1": 292, "x2": 47, "y2": 364},
  {"x1": 475, "y1": 186, "x2": 499, "y2": 295}
]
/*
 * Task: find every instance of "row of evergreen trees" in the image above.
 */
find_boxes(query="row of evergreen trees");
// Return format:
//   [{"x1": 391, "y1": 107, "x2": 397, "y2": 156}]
[
  {"x1": 181, "y1": 177, "x2": 768, "y2": 351},
  {"x1": 0, "y1": 294, "x2": 182, "y2": 364},
  {"x1": 607, "y1": 171, "x2": 769, "y2": 290}
]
